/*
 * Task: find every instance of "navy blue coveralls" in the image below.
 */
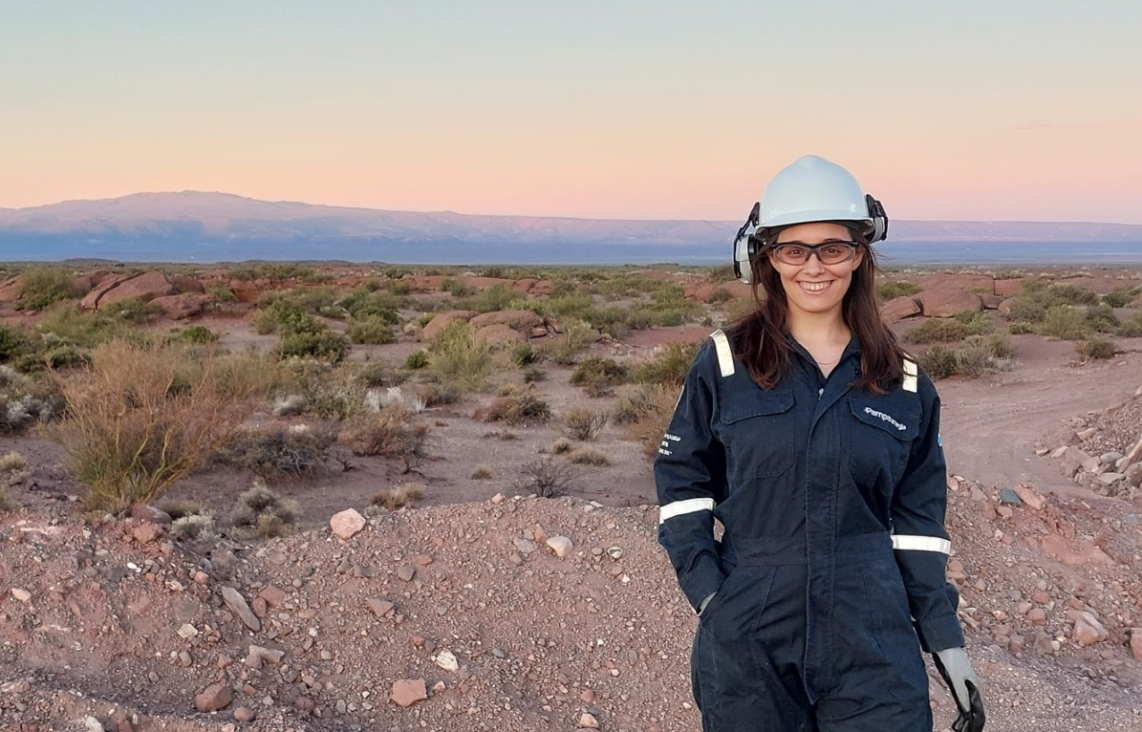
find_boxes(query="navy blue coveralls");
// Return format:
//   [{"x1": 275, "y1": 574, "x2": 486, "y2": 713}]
[{"x1": 655, "y1": 330, "x2": 964, "y2": 731}]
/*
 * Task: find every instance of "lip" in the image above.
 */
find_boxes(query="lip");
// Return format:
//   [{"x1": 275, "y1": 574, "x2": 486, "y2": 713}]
[{"x1": 797, "y1": 280, "x2": 833, "y2": 292}]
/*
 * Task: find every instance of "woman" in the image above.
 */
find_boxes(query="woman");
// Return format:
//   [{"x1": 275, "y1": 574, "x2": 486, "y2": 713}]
[{"x1": 655, "y1": 155, "x2": 983, "y2": 731}]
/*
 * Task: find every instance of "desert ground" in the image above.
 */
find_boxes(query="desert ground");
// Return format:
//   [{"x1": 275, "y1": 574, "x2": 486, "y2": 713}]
[{"x1": 2, "y1": 262, "x2": 1142, "y2": 732}]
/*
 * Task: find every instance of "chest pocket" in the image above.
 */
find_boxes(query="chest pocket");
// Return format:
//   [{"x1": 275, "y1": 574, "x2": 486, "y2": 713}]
[
  {"x1": 717, "y1": 388, "x2": 797, "y2": 483},
  {"x1": 848, "y1": 393, "x2": 921, "y2": 490}
]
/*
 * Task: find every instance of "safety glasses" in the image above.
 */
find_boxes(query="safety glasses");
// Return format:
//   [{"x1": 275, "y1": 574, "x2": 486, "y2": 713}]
[{"x1": 770, "y1": 241, "x2": 859, "y2": 266}]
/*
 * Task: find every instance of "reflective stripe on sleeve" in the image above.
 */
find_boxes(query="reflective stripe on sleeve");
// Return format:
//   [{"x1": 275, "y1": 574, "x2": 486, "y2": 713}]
[
  {"x1": 659, "y1": 497, "x2": 716, "y2": 524},
  {"x1": 891, "y1": 534, "x2": 951, "y2": 554},
  {"x1": 902, "y1": 356, "x2": 918, "y2": 393},
  {"x1": 711, "y1": 330, "x2": 735, "y2": 378}
]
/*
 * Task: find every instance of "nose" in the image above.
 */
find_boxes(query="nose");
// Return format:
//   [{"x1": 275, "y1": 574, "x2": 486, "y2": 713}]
[{"x1": 802, "y1": 250, "x2": 826, "y2": 273}]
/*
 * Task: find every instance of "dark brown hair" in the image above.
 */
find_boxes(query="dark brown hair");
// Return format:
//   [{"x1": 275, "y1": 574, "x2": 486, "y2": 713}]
[{"x1": 728, "y1": 230, "x2": 904, "y2": 394}]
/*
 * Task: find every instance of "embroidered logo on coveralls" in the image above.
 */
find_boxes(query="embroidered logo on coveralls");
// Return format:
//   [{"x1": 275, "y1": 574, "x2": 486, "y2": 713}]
[{"x1": 863, "y1": 407, "x2": 907, "y2": 431}]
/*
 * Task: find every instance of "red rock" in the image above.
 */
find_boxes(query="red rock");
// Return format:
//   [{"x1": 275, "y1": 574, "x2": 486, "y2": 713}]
[
  {"x1": 420, "y1": 310, "x2": 476, "y2": 342},
  {"x1": 470, "y1": 309, "x2": 544, "y2": 331},
  {"x1": 1013, "y1": 485, "x2": 1046, "y2": 510},
  {"x1": 330, "y1": 508, "x2": 366, "y2": 539},
  {"x1": 390, "y1": 678, "x2": 427, "y2": 707},
  {"x1": 1069, "y1": 611, "x2": 1108, "y2": 646},
  {"x1": 251, "y1": 596, "x2": 268, "y2": 619},
  {"x1": 0, "y1": 276, "x2": 23, "y2": 303},
  {"x1": 171, "y1": 276, "x2": 206, "y2": 294},
  {"x1": 228, "y1": 280, "x2": 260, "y2": 304},
  {"x1": 880, "y1": 296, "x2": 921, "y2": 324},
  {"x1": 233, "y1": 707, "x2": 256, "y2": 722},
  {"x1": 476, "y1": 323, "x2": 526, "y2": 345},
  {"x1": 70, "y1": 275, "x2": 95, "y2": 296},
  {"x1": 994, "y1": 278, "x2": 1025, "y2": 296},
  {"x1": 258, "y1": 585, "x2": 287, "y2": 607},
  {"x1": 152, "y1": 293, "x2": 212, "y2": 319},
  {"x1": 1028, "y1": 608, "x2": 1047, "y2": 624},
  {"x1": 80, "y1": 271, "x2": 176, "y2": 310},
  {"x1": 1130, "y1": 628, "x2": 1142, "y2": 661},
  {"x1": 132, "y1": 522, "x2": 164, "y2": 544},
  {"x1": 130, "y1": 503, "x2": 173, "y2": 525},
  {"x1": 917, "y1": 288, "x2": 983, "y2": 318},
  {"x1": 366, "y1": 598, "x2": 395, "y2": 617},
  {"x1": 195, "y1": 683, "x2": 233, "y2": 712},
  {"x1": 980, "y1": 294, "x2": 1004, "y2": 310}
]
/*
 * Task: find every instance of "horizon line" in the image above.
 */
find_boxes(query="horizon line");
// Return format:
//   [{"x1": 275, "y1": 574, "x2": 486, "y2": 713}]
[{"x1": 2, "y1": 190, "x2": 1141, "y2": 229}]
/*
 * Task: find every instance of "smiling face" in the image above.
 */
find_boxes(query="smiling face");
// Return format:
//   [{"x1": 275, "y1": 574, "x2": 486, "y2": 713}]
[{"x1": 768, "y1": 222, "x2": 865, "y2": 323}]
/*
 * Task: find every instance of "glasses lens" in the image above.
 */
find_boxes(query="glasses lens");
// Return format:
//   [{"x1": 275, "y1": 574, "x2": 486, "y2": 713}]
[
  {"x1": 773, "y1": 243, "x2": 855, "y2": 265},
  {"x1": 774, "y1": 245, "x2": 807, "y2": 265},
  {"x1": 819, "y1": 243, "x2": 855, "y2": 264}
]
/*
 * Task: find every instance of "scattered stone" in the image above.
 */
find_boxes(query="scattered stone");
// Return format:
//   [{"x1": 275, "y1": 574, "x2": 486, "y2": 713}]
[
  {"x1": 1096, "y1": 473, "x2": 1125, "y2": 486},
  {"x1": 397, "y1": 564, "x2": 416, "y2": 582},
  {"x1": 367, "y1": 598, "x2": 395, "y2": 617},
  {"x1": 245, "y1": 645, "x2": 285, "y2": 668},
  {"x1": 998, "y1": 488, "x2": 1023, "y2": 506},
  {"x1": 258, "y1": 585, "x2": 287, "y2": 607},
  {"x1": 177, "y1": 623, "x2": 199, "y2": 639},
  {"x1": 10, "y1": 588, "x2": 31, "y2": 603},
  {"x1": 234, "y1": 707, "x2": 256, "y2": 722},
  {"x1": 391, "y1": 678, "x2": 428, "y2": 707},
  {"x1": 0, "y1": 679, "x2": 30, "y2": 694},
  {"x1": 547, "y1": 536, "x2": 574, "y2": 558},
  {"x1": 1069, "y1": 611, "x2": 1109, "y2": 646},
  {"x1": 435, "y1": 649, "x2": 460, "y2": 671},
  {"x1": 1130, "y1": 629, "x2": 1142, "y2": 662},
  {"x1": 330, "y1": 508, "x2": 367, "y2": 539},
  {"x1": 1077, "y1": 427, "x2": 1098, "y2": 442},
  {"x1": 196, "y1": 683, "x2": 234, "y2": 712},
  {"x1": 221, "y1": 587, "x2": 262, "y2": 632},
  {"x1": 132, "y1": 522, "x2": 164, "y2": 544},
  {"x1": 578, "y1": 712, "x2": 600, "y2": 729},
  {"x1": 1061, "y1": 447, "x2": 1094, "y2": 476},
  {"x1": 513, "y1": 537, "x2": 537, "y2": 554},
  {"x1": 1100, "y1": 452, "x2": 1124, "y2": 465},
  {"x1": 1028, "y1": 608, "x2": 1047, "y2": 624},
  {"x1": 1013, "y1": 485, "x2": 1045, "y2": 510}
]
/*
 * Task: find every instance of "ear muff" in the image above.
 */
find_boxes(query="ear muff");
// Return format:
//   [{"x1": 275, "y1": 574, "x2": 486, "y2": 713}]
[
  {"x1": 866, "y1": 194, "x2": 889, "y2": 242},
  {"x1": 731, "y1": 202, "x2": 761, "y2": 284}
]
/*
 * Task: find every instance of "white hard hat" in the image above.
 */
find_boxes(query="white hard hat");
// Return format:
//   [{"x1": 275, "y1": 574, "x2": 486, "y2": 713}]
[{"x1": 732, "y1": 155, "x2": 888, "y2": 284}]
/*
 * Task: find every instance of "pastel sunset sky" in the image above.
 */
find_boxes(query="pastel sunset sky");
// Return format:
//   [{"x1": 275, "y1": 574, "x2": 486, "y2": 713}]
[{"x1": 2, "y1": 0, "x2": 1140, "y2": 223}]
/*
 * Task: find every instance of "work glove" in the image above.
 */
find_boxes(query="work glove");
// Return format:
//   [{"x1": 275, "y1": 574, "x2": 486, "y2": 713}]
[{"x1": 933, "y1": 647, "x2": 985, "y2": 732}]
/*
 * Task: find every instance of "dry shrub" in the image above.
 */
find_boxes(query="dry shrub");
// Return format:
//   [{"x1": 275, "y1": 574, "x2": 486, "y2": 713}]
[
  {"x1": 155, "y1": 498, "x2": 207, "y2": 520},
  {"x1": 483, "y1": 430, "x2": 518, "y2": 441},
  {"x1": 471, "y1": 465, "x2": 493, "y2": 479},
  {"x1": 539, "y1": 319, "x2": 596, "y2": 365},
  {"x1": 1075, "y1": 338, "x2": 1117, "y2": 362},
  {"x1": 231, "y1": 482, "x2": 301, "y2": 537},
  {"x1": 419, "y1": 382, "x2": 461, "y2": 407},
  {"x1": 561, "y1": 407, "x2": 609, "y2": 441},
  {"x1": 0, "y1": 486, "x2": 20, "y2": 512},
  {"x1": 171, "y1": 514, "x2": 217, "y2": 541},
  {"x1": 633, "y1": 342, "x2": 700, "y2": 388},
  {"x1": 0, "y1": 451, "x2": 27, "y2": 473},
  {"x1": 484, "y1": 386, "x2": 551, "y2": 425},
  {"x1": 214, "y1": 425, "x2": 333, "y2": 478},
  {"x1": 339, "y1": 407, "x2": 430, "y2": 471},
  {"x1": 550, "y1": 437, "x2": 573, "y2": 454},
  {"x1": 44, "y1": 340, "x2": 259, "y2": 513},
  {"x1": 371, "y1": 482, "x2": 425, "y2": 511},
  {"x1": 619, "y1": 384, "x2": 683, "y2": 459},
  {"x1": 428, "y1": 320, "x2": 493, "y2": 392},
  {"x1": 515, "y1": 457, "x2": 579, "y2": 498},
  {"x1": 569, "y1": 449, "x2": 610, "y2": 466}
]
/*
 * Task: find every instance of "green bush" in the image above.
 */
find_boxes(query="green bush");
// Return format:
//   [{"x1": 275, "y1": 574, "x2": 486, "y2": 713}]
[
  {"x1": 916, "y1": 344, "x2": 959, "y2": 380},
  {"x1": 1037, "y1": 305, "x2": 1088, "y2": 340},
  {"x1": 633, "y1": 342, "x2": 700, "y2": 388},
  {"x1": 348, "y1": 316, "x2": 396, "y2": 345},
  {"x1": 1075, "y1": 338, "x2": 1117, "y2": 361},
  {"x1": 905, "y1": 318, "x2": 970, "y2": 344},
  {"x1": 276, "y1": 331, "x2": 350, "y2": 362},
  {"x1": 571, "y1": 357, "x2": 628, "y2": 396},
  {"x1": 175, "y1": 325, "x2": 219, "y2": 344},
  {"x1": 405, "y1": 350, "x2": 431, "y2": 370},
  {"x1": 1102, "y1": 289, "x2": 1137, "y2": 308},
  {"x1": 339, "y1": 286, "x2": 402, "y2": 323},
  {"x1": 0, "y1": 326, "x2": 27, "y2": 362},
  {"x1": 103, "y1": 298, "x2": 161, "y2": 324},
  {"x1": 878, "y1": 280, "x2": 922, "y2": 301},
  {"x1": 16, "y1": 268, "x2": 81, "y2": 311},
  {"x1": 1117, "y1": 313, "x2": 1142, "y2": 338},
  {"x1": 1046, "y1": 283, "x2": 1098, "y2": 306},
  {"x1": 441, "y1": 278, "x2": 472, "y2": 297},
  {"x1": 1084, "y1": 304, "x2": 1120, "y2": 333},
  {"x1": 1001, "y1": 299, "x2": 1046, "y2": 323},
  {"x1": 471, "y1": 283, "x2": 516, "y2": 313},
  {"x1": 539, "y1": 319, "x2": 596, "y2": 366},
  {"x1": 1008, "y1": 321, "x2": 1034, "y2": 335},
  {"x1": 483, "y1": 386, "x2": 551, "y2": 425},
  {"x1": 951, "y1": 310, "x2": 993, "y2": 335},
  {"x1": 510, "y1": 343, "x2": 537, "y2": 367},
  {"x1": 428, "y1": 320, "x2": 492, "y2": 391}
]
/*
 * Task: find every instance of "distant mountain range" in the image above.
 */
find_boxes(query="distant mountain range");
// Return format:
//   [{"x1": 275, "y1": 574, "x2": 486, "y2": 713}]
[{"x1": 2, "y1": 191, "x2": 1141, "y2": 265}]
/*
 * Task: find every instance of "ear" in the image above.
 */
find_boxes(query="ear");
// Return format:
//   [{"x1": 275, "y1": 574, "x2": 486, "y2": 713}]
[{"x1": 851, "y1": 244, "x2": 867, "y2": 269}]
